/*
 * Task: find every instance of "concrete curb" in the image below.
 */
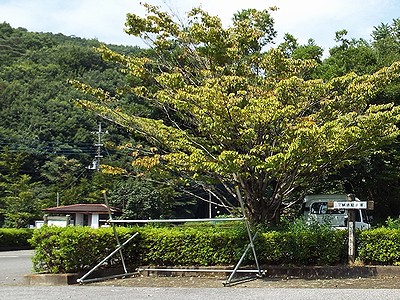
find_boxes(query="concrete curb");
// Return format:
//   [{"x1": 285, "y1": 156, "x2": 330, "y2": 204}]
[
  {"x1": 24, "y1": 273, "x2": 79, "y2": 285},
  {"x1": 140, "y1": 265, "x2": 400, "y2": 279},
  {"x1": 261, "y1": 265, "x2": 400, "y2": 279},
  {"x1": 23, "y1": 265, "x2": 400, "y2": 285}
]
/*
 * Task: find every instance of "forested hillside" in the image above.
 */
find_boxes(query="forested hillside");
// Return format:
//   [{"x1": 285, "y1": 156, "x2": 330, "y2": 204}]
[
  {"x1": 0, "y1": 22, "x2": 187, "y2": 227},
  {"x1": 0, "y1": 16, "x2": 400, "y2": 227}
]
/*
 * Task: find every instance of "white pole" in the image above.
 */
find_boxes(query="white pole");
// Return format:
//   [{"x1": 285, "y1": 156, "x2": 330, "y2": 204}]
[{"x1": 209, "y1": 192, "x2": 212, "y2": 218}]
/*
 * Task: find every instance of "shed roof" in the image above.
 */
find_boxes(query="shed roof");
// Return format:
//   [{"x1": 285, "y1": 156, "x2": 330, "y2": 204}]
[{"x1": 43, "y1": 204, "x2": 120, "y2": 214}]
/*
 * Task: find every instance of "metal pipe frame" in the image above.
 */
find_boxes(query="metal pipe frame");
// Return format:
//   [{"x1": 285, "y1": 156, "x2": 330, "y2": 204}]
[
  {"x1": 78, "y1": 272, "x2": 140, "y2": 284},
  {"x1": 92, "y1": 190, "x2": 263, "y2": 286},
  {"x1": 232, "y1": 183, "x2": 263, "y2": 280},
  {"x1": 104, "y1": 193, "x2": 128, "y2": 274},
  {"x1": 138, "y1": 267, "x2": 262, "y2": 273},
  {"x1": 225, "y1": 231, "x2": 260, "y2": 285},
  {"x1": 108, "y1": 217, "x2": 245, "y2": 223},
  {"x1": 77, "y1": 232, "x2": 139, "y2": 284}
]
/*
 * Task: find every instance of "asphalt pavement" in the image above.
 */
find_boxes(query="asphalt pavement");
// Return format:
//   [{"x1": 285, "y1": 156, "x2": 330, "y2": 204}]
[
  {"x1": 1, "y1": 286, "x2": 400, "y2": 300},
  {"x1": 0, "y1": 249, "x2": 33, "y2": 285}
]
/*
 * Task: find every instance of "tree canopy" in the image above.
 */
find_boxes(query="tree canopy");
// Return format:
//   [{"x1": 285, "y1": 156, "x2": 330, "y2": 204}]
[
  {"x1": 72, "y1": 4, "x2": 400, "y2": 224},
  {"x1": 2, "y1": 12, "x2": 400, "y2": 227}
]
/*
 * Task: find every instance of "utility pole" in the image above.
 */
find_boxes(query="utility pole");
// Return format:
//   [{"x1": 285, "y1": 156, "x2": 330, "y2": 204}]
[
  {"x1": 94, "y1": 123, "x2": 104, "y2": 172},
  {"x1": 208, "y1": 191, "x2": 212, "y2": 218},
  {"x1": 88, "y1": 123, "x2": 105, "y2": 171}
]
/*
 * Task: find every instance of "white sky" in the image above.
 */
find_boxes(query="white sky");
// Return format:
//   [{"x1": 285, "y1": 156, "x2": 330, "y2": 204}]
[{"x1": 0, "y1": 0, "x2": 399, "y2": 53}]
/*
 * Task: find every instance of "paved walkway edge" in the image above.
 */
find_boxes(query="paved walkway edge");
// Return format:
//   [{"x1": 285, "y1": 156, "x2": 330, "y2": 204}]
[
  {"x1": 24, "y1": 273, "x2": 79, "y2": 285},
  {"x1": 140, "y1": 265, "x2": 400, "y2": 279},
  {"x1": 23, "y1": 265, "x2": 400, "y2": 285}
]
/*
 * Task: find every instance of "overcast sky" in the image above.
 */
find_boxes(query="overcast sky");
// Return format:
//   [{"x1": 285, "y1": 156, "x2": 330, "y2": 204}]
[{"x1": 0, "y1": 0, "x2": 399, "y2": 53}]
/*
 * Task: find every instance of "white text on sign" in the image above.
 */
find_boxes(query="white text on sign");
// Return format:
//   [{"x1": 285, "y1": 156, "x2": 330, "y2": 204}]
[{"x1": 332, "y1": 201, "x2": 367, "y2": 209}]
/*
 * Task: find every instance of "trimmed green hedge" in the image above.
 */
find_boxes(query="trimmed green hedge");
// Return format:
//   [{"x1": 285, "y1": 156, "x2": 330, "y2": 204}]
[
  {"x1": 30, "y1": 223, "x2": 347, "y2": 274},
  {"x1": 137, "y1": 225, "x2": 248, "y2": 266},
  {"x1": 0, "y1": 228, "x2": 34, "y2": 250},
  {"x1": 28, "y1": 222, "x2": 400, "y2": 273},
  {"x1": 358, "y1": 228, "x2": 400, "y2": 265},
  {"x1": 257, "y1": 228, "x2": 347, "y2": 265},
  {"x1": 29, "y1": 225, "x2": 248, "y2": 273},
  {"x1": 30, "y1": 226, "x2": 136, "y2": 273}
]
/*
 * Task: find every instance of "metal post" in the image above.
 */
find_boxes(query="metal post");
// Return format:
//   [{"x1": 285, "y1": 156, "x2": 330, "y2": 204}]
[
  {"x1": 234, "y1": 184, "x2": 262, "y2": 276},
  {"x1": 103, "y1": 191, "x2": 128, "y2": 274},
  {"x1": 77, "y1": 232, "x2": 139, "y2": 283},
  {"x1": 225, "y1": 232, "x2": 259, "y2": 285}
]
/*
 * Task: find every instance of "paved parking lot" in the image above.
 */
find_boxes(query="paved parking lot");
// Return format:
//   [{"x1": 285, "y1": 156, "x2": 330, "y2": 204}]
[
  {"x1": 1, "y1": 250, "x2": 400, "y2": 300},
  {"x1": 1, "y1": 285, "x2": 400, "y2": 300},
  {"x1": 0, "y1": 250, "x2": 33, "y2": 285}
]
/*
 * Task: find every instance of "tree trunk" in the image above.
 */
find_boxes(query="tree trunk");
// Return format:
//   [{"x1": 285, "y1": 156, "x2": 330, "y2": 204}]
[{"x1": 244, "y1": 194, "x2": 282, "y2": 226}]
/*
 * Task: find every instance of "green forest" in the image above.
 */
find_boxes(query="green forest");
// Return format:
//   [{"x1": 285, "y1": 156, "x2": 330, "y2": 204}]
[{"x1": 0, "y1": 9, "x2": 400, "y2": 227}]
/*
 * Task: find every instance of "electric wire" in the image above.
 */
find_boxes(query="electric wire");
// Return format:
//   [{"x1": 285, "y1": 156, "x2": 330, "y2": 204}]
[{"x1": 0, "y1": 137, "x2": 97, "y2": 155}]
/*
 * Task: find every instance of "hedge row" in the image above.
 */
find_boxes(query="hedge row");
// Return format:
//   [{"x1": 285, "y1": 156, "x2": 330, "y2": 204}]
[
  {"x1": 30, "y1": 226, "x2": 135, "y2": 273},
  {"x1": 7, "y1": 224, "x2": 400, "y2": 273},
  {"x1": 0, "y1": 228, "x2": 34, "y2": 251},
  {"x1": 258, "y1": 228, "x2": 347, "y2": 265},
  {"x1": 358, "y1": 228, "x2": 400, "y2": 265},
  {"x1": 29, "y1": 223, "x2": 346, "y2": 274},
  {"x1": 29, "y1": 225, "x2": 249, "y2": 273}
]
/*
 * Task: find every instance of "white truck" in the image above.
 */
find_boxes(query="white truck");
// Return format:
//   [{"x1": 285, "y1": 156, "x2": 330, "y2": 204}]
[{"x1": 302, "y1": 194, "x2": 371, "y2": 230}]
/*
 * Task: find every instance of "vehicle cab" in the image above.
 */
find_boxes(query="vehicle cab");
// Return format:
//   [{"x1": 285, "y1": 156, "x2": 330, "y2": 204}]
[{"x1": 303, "y1": 194, "x2": 371, "y2": 230}]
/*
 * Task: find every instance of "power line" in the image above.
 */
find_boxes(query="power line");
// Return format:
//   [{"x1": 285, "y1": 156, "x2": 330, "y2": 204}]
[{"x1": 0, "y1": 138, "x2": 97, "y2": 155}]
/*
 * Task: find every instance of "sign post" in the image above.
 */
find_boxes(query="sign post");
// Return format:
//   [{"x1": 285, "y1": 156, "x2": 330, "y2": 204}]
[
  {"x1": 327, "y1": 194, "x2": 374, "y2": 264},
  {"x1": 347, "y1": 194, "x2": 356, "y2": 264}
]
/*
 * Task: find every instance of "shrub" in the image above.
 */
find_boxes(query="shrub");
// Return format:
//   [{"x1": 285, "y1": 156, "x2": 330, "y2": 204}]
[
  {"x1": 257, "y1": 219, "x2": 347, "y2": 265},
  {"x1": 30, "y1": 221, "x2": 348, "y2": 274},
  {"x1": 30, "y1": 224, "x2": 248, "y2": 273},
  {"x1": 384, "y1": 217, "x2": 400, "y2": 229},
  {"x1": 358, "y1": 228, "x2": 400, "y2": 265},
  {"x1": 0, "y1": 228, "x2": 33, "y2": 250},
  {"x1": 138, "y1": 225, "x2": 248, "y2": 266},
  {"x1": 29, "y1": 226, "x2": 134, "y2": 273}
]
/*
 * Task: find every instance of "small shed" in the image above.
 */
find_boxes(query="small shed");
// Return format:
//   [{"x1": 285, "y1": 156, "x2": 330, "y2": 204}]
[{"x1": 42, "y1": 204, "x2": 120, "y2": 228}]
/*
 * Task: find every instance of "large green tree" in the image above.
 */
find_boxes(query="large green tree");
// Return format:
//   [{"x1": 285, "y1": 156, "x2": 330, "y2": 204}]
[{"x1": 72, "y1": 4, "x2": 400, "y2": 224}]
